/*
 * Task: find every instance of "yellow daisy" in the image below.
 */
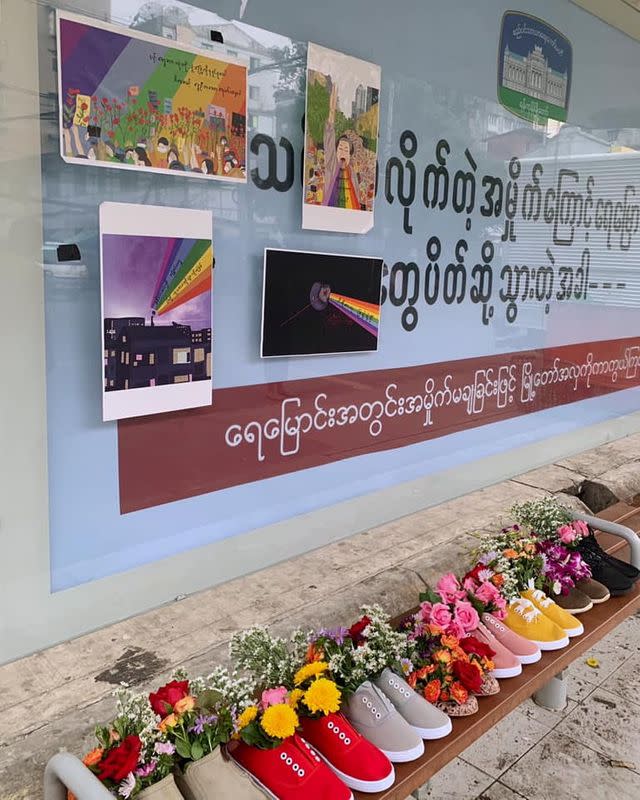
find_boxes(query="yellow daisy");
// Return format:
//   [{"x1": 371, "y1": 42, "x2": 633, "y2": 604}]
[
  {"x1": 303, "y1": 678, "x2": 341, "y2": 715},
  {"x1": 236, "y1": 705, "x2": 258, "y2": 730},
  {"x1": 294, "y1": 661, "x2": 329, "y2": 686},
  {"x1": 261, "y1": 703, "x2": 299, "y2": 740}
]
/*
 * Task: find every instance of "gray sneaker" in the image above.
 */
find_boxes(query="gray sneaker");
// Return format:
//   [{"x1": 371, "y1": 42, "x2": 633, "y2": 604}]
[
  {"x1": 374, "y1": 668, "x2": 452, "y2": 740},
  {"x1": 344, "y1": 681, "x2": 424, "y2": 763}
]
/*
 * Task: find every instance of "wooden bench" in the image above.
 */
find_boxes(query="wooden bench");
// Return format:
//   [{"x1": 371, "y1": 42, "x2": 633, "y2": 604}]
[
  {"x1": 43, "y1": 503, "x2": 640, "y2": 800},
  {"x1": 353, "y1": 502, "x2": 640, "y2": 800}
]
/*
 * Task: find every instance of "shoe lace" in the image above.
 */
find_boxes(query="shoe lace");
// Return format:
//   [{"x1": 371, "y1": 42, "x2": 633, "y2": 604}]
[
  {"x1": 511, "y1": 598, "x2": 542, "y2": 623},
  {"x1": 529, "y1": 589, "x2": 552, "y2": 608}
]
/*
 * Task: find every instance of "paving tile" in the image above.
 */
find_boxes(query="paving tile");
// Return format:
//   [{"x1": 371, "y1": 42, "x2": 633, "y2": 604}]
[
  {"x1": 476, "y1": 782, "x2": 528, "y2": 800},
  {"x1": 461, "y1": 709, "x2": 550, "y2": 778},
  {"x1": 517, "y1": 695, "x2": 578, "y2": 728},
  {"x1": 501, "y1": 729, "x2": 640, "y2": 800},
  {"x1": 412, "y1": 757, "x2": 494, "y2": 800},
  {"x1": 567, "y1": 616, "x2": 640, "y2": 687},
  {"x1": 606, "y1": 652, "x2": 640, "y2": 698},
  {"x1": 566, "y1": 669, "x2": 599, "y2": 702},
  {"x1": 556, "y1": 688, "x2": 640, "y2": 764},
  {"x1": 513, "y1": 464, "x2": 585, "y2": 493}
]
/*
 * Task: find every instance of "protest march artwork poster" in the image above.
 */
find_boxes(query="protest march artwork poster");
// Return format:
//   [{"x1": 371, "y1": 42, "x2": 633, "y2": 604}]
[
  {"x1": 100, "y1": 202, "x2": 214, "y2": 422},
  {"x1": 303, "y1": 42, "x2": 381, "y2": 234},
  {"x1": 57, "y1": 11, "x2": 248, "y2": 181},
  {"x1": 498, "y1": 11, "x2": 572, "y2": 125}
]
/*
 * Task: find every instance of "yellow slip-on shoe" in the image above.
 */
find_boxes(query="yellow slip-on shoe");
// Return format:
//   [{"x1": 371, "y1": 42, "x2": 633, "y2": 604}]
[
  {"x1": 504, "y1": 598, "x2": 570, "y2": 651},
  {"x1": 521, "y1": 588, "x2": 584, "y2": 638}
]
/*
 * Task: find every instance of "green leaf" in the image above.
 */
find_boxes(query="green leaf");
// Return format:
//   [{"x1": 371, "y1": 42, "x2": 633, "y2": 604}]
[
  {"x1": 196, "y1": 689, "x2": 223, "y2": 711},
  {"x1": 190, "y1": 741, "x2": 204, "y2": 761},
  {"x1": 176, "y1": 740, "x2": 192, "y2": 760}
]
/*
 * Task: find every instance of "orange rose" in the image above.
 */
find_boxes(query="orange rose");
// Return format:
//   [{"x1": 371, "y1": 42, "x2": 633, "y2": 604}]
[
  {"x1": 440, "y1": 689, "x2": 450, "y2": 701},
  {"x1": 407, "y1": 672, "x2": 418, "y2": 689},
  {"x1": 491, "y1": 574, "x2": 504, "y2": 587},
  {"x1": 450, "y1": 681, "x2": 469, "y2": 705},
  {"x1": 441, "y1": 635, "x2": 459, "y2": 649},
  {"x1": 306, "y1": 642, "x2": 324, "y2": 663},
  {"x1": 174, "y1": 695, "x2": 196, "y2": 715},
  {"x1": 503, "y1": 549, "x2": 518, "y2": 559},
  {"x1": 423, "y1": 679, "x2": 441, "y2": 704},
  {"x1": 158, "y1": 714, "x2": 178, "y2": 733},
  {"x1": 434, "y1": 649, "x2": 451, "y2": 664},
  {"x1": 83, "y1": 748, "x2": 104, "y2": 767},
  {"x1": 428, "y1": 624, "x2": 445, "y2": 636}
]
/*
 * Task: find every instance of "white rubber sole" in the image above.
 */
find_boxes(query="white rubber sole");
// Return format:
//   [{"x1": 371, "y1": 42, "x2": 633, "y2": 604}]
[
  {"x1": 491, "y1": 663, "x2": 523, "y2": 679},
  {"x1": 411, "y1": 717, "x2": 453, "y2": 740},
  {"x1": 564, "y1": 623, "x2": 584, "y2": 637},
  {"x1": 516, "y1": 649, "x2": 542, "y2": 665},
  {"x1": 589, "y1": 593, "x2": 610, "y2": 604},
  {"x1": 532, "y1": 636, "x2": 570, "y2": 650},
  {"x1": 559, "y1": 602, "x2": 593, "y2": 615},
  {"x1": 380, "y1": 739, "x2": 425, "y2": 763},
  {"x1": 311, "y1": 743, "x2": 395, "y2": 793},
  {"x1": 230, "y1": 758, "x2": 356, "y2": 800}
]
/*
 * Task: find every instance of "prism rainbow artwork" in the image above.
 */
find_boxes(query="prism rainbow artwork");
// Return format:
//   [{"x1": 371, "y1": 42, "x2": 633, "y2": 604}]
[
  {"x1": 261, "y1": 248, "x2": 383, "y2": 358},
  {"x1": 57, "y1": 11, "x2": 247, "y2": 181},
  {"x1": 100, "y1": 202, "x2": 214, "y2": 422}
]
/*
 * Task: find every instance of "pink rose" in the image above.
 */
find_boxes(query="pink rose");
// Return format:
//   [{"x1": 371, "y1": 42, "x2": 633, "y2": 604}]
[
  {"x1": 429, "y1": 603, "x2": 453, "y2": 628},
  {"x1": 572, "y1": 520, "x2": 589, "y2": 538},
  {"x1": 453, "y1": 601, "x2": 480, "y2": 633},
  {"x1": 435, "y1": 573, "x2": 461, "y2": 601},
  {"x1": 446, "y1": 619, "x2": 466, "y2": 639},
  {"x1": 260, "y1": 686, "x2": 288, "y2": 709},
  {"x1": 475, "y1": 582, "x2": 501, "y2": 605},
  {"x1": 419, "y1": 600, "x2": 433, "y2": 621},
  {"x1": 462, "y1": 576, "x2": 476, "y2": 592},
  {"x1": 558, "y1": 524, "x2": 577, "y2": 545}
]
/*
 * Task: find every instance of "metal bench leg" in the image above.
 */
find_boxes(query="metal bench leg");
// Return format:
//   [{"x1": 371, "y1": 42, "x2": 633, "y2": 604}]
[
  {"x1": 533, "y1": 668, "x2": 567, "y2": 710},
  {"x1": 44, "y1": 753, "x2": 114, "y2": 800}
]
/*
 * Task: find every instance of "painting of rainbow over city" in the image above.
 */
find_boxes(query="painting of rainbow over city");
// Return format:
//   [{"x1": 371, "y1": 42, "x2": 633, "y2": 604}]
[
  {"x1": 57, "y1": 11, "x2": 247, "y2": 181},
  {"x1": 100, "y1": 203, "x2": 213, "y2": 422},
  {"x1": 303, "y1": 43, "x2": 381, "y2": 234}
]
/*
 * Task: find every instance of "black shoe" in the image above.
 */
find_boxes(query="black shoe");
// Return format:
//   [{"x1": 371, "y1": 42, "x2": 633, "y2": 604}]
[
  {"x1": 577, "y1": 542, "x2": 634, "y2": 596},
  {"x1": 579, "y1": 533, "x2": 640, "y2": 582}
]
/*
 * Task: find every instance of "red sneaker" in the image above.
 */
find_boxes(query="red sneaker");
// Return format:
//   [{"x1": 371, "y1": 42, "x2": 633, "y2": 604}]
[
  {"x1": 229, "y1": 735, "x2": 353, "y2": 799},
  {"x1": 299, "y1": 712, "x2": 395, "y2": 793}
]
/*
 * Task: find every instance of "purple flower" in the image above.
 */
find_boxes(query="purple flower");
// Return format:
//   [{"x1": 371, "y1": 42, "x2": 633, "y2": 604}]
[
  {"x1": 135, "y1": 761, "x2": 157, "y2": 778},
  {"x1": 154, "y1": 741, "x2": 175, "y2": 756},
  {"x1": 316, "y1": 626, "x2": 350, "y2": 645},
  {"x1": 189, "y1": 714, "x2": 218, "y2": 735}
]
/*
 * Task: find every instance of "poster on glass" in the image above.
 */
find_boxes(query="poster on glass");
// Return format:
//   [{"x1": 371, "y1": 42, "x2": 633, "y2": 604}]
[
  {"x1": 100, "y1": 202, "x2": 214, "y2": 421},
  {"x1": 57, "y1": 11, "x2": 248, "y2": 181},
  {"x1": 261, "y1": 248, "x2": 383, "y2": 357},
  {"x1": 303, "y1": 43, "x2": 381, "y2": 234}
]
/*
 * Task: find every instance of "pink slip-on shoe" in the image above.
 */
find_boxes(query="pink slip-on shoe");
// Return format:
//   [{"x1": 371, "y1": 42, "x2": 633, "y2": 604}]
[
  {"x1": 482, "y1": 612, "x2": 541, "y2": 665},
  {"x1": 468, "y1": 622, "x2": 522, "y2": 679}
]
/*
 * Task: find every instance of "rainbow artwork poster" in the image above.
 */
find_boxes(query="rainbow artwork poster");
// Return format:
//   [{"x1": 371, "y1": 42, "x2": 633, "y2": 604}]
[
  {"x1": 100, "y1": 202, "x2": 214, "y2": 422},
  {"x1": 57, "y1": 11, "x2": 247, "y2": 182},
  {"x1": 261, "y1": 248, "x2": 383, "y2": 358}
]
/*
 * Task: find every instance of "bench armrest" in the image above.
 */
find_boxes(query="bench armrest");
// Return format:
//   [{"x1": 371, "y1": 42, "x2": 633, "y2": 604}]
[
  {"x1": 44, "y1": 753, "x2": 113, "y2": 800},
  {"x1": 571, "y1": 511, "x2": 640, "y2": 569}
]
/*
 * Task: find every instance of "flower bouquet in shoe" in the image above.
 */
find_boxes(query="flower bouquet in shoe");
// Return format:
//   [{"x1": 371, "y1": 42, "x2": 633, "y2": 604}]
[
  {"x1": 306, "y1": 606, "x2": 423, "y2": 771},
  {"x1": 230, "y1": 626, "x2": 367, "y2": 795},
  {"x1": 399, "y1": 618, "x2": 481, "y2": 717},
  {"x1": 473, "y1": 527, "x2": 570, "y2": 651},
  {"x1": 147, "y1": 668, "x2": 268, "y2": 800},
  {"x1": 511, "y1": 498, "x2": 612, "y2": 602},
  {"x1": 537, "y1": 539, "x2": 594, "y2": 615},
  {"x1": 73, "y1": 685, "x2": 179, "y2": 800}
]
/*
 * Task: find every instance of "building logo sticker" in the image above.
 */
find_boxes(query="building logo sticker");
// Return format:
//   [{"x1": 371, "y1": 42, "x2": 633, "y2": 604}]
[{"x1": 498, "y1": 11, "x2": 572, "y2": 125}]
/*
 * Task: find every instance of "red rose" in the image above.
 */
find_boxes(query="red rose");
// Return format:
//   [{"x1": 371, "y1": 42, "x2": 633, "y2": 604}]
[
  {"x1": 96, "y1": 735, "x2": 141, "y2": 783},
  {"x1": 149, "y1": 679, "x2": 189, "y2": 716},
  {"x1": 452, "y1": 660, "x2": 483, "y2": 693},
  {"x1": 348, "y1": 616, "x2": 372, "y2": 646},
  {"x1": 460, "y1": 636, "x2": 495, "y2": 660}
]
